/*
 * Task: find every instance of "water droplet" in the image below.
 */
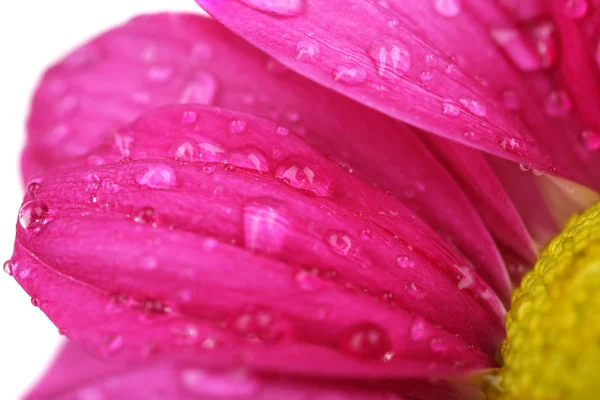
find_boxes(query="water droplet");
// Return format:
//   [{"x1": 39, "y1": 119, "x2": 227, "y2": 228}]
[
  {"x1": 430, "y1": 338, "x2": 449, "y2": 352},
  {"x1": 276, "y1": 126, "x2": 290, "y2": 136},
  {"x1": 434, "y1": 0, "x2": 462, "y2": 17},
  {"x1": 396, "y1": 256, "x2": 416, "y2": 268},
  {"x1": 456, "y1": 266, "x2": 474, "y2": 289},
  {"x1": 294, "y1": 270, "x2": 322, "y2": 291},
  {"x1": 420, "y1": 71, "x2": 433, "y2": 81},
  {"x1": 582, "y1": 130, "x2": 600, "y2": 151},
  {"x1": 231, "y1": 308, "x2": 288, "y2": 342},
  {"x1": 502, "y1": 90, "x2": 520, "y2": 110},
  {"x1": 136, "y1": 165, "x2": 177, "y2": 189},
  {"x1": 27, "y1": 181, "x2": 41, "y2": 196},
  {"x1": 370, "y1": 43, "x2": 411, "y2": 78},
  {"x1": 181, "y1": 369, "x2": 261, "y2": 397},
  {"x1": 339, "y1": 322, "x2": 391, "y2": 359},
  {"x1": 561, "y1": 0, "x2": 588, "y2": 19},
  {"x1": 105, "y1": 335, "x2": 124, "y2": 353},
  {"x1": 532, "y1": 169, "x2": 544, "y2": 176},
  {"x1": 326, "y1": 231, "x2": 353, "y2": 256},
  {"x1": 180, "y1": 72, "x2": 218, "y2": 105},
  {"x1": 544, "y1": 90, "x2": 572, "y2": 117},
  {"x1": 181, "y1": 111, "x2": 198, "y2": 124},
  {"x1": 230, "y1": 148, "x2": 270, "y2": 172},
  {"x1": 146, "y1": 64, "x2": 173, "y2": 83},
  {"x1": 19, "y1": 201, "x2": 49, "y2": 229},
  {"x1": 239, "y1": 0, "x2": 305, "y2": 17},
  {"x1": 275, "y1": 160, "x2": 328, "y2": 195},
  {"x1": 142, "y1": 299, "x2": 171, "y2": 315},
  {"x1": 3, "y1": 260, "x2": 15, "y2": 276},
  {"x1": 31, "y1": 297, "x2": 41, "y2": 307},
  {"x1": 442, "y1": 101, "x2": 460, "y2": 116},
  {"x1": 296, "y1": 39, "x2": 320, "y2": 61},
  {"x1": 134, "y1": 206, "x2": 157, "y2": 225},
  {"x1": 459, "y1": 99, "x2": 487, "y2": 116},
  {"x1": 169, "y1": 138, "x2": 199, "y2": 162},
  {"x1": 519, "y1": 164, "x2": 531, "y2": 172},
  {"x1": 410, "y1": 317, "x2": 429, "y2": 341},
  {"x1": 113, "y1": 131, "x2": 134, "y2": 158},
  {"x1": 229, "y1": 120, "x2": 247, "y2": 134},
  {"x1": 333, "y1": 66, "x2": 367, "y2": 85},
  {"x1": 243, "y1": 198, "x2": 289, "y2": 254}
]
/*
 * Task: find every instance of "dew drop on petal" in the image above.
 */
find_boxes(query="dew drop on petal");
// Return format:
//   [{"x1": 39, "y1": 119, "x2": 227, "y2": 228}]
[
  {"x1": 442, "y1": 102, "x2": 460, "y2": 116},
  {"x1": 239, "y1": 0, "x2": 305, "y2": 17},
  {"x1": 561, "y1": 0, "x2": 588, "y2": 19},
  {"x1": 136, "y1": 165, "x2": 177, "y2": 189},
  {"x1": 434, "y1": 0, "x2": 462, "y2": 18},
  {"x1": 31, "y1": 297, "x2": 41, "y2": 307},
  {"x1": 243, "y1": 199, "x2": 289, "y2": 254},
  {"x1": 3, "y1": 260, "x2": 15, "y2": 276},
  {"x1": 333, "y1": 66, "x2": 367, "y2": 85},
  {"x1": 146, "y1": 64, "x2": 174, "y2": 83},
  {"x1": 27, "y1": 181, "x2": 41, "y2": 196},
  {"x1": 456, "y1": 266, "x2": 474, "y2": 290},
  {"x1": 169, "y1": 138, "x2": 199, "y2": 162},
  {"x1": 181, "y1": 369, "x2": 261, "y2": 397},
  {"x1": 370, "y1": 43, "x2": 411, "y2": 77},
  {"x1": 459, "y1": 99, "x2": 487, "y2": 116},
  {"x1": 294, "y1": 270, "x2": 322, "y2": 291},
  {"x1": 582, "y1": 130, "x2": 600, "y2": 151},
  {"x1": 275, "y1": 160, "x2": 329, "y2": 195},
  {"x1": 134, "y1": 206, "x2": 157, "y2": 225},
  {"x1": 339, "y1": 322, "x2": 391, "y2": 359},
  {"x1": 180, "y1": 72, "x2": 218, "y2": 105},
  {"x1": 396, "y1": 256, "x2": 416, "y2": 268},
  {"x1": 410, "y1": 317, "x2": 429, "y2": 341},
  {"x1": 326, "y1": 231, "x2": 354, "y2": 256},
  {"x1": 19, "y1": 201, "x2": 49, "y2": 229},
  {"x1": 276, "y1": 126, "x2": 290, "y2": 136},
  {"x1": 229, "y1": 119, "x2": 247, "y2": 134},
  {"x1": 544, "y1": 90, "x2": 572, "y2": 117},
  {"x1": 296, "y1": 39, "x2": 320, "y2": 61},
  {"x1": 105, "y1": 335, "x2": 124, "y2": 354},
  {"x1": 181, "y1": 111, "x2": 198, "y2": 125}
]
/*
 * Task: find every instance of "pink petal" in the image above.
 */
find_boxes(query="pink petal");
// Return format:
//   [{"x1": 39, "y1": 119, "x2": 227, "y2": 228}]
[
  {"x1": 195, "y1": 0, "x2": 600, "y2": 188},
  {"x1": 12, "y1": 105, "x2": 502, "y2": 379},
  {"x1": 23, "y1": 13, "x2": 514, "y2": 300},
  {"x1": 25, "y1": 342, "x2": 477, "y2": 400}
]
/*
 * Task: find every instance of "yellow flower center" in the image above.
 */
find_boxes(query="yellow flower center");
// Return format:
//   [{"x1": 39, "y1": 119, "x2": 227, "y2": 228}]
[{"x1": 489, "y1": 203, "x2": 600, "y2": 399}]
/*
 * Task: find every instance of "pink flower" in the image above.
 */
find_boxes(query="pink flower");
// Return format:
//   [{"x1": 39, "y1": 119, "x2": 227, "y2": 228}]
[{"x1": 8, "y1": 1, "x2": 600, "y2": 398}]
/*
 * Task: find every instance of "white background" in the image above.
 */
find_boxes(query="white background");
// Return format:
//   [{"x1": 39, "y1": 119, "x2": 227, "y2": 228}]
[{"x1": 0, "y1": 2, "x2": 205, "y2": 399}]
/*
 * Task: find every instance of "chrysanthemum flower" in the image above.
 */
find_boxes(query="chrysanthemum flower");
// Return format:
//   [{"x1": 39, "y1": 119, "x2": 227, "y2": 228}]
[{"x1": 6, "y1": 1, "x2": 600, "y2": 399}]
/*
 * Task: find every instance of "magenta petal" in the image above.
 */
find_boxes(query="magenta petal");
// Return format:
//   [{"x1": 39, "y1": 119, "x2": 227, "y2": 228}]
[
  {"x1": 23, "y1": 13, "x2": 512, "y2": 300},
  {"x1": 13, "y1": 105, "x2": 502, "y2": 378},
  {"x1": 26, "y1": 342, "x2": 473, "y2": 400},
  {"x1": 195, "y1": 0, "x2": 600, "y2": 188}
]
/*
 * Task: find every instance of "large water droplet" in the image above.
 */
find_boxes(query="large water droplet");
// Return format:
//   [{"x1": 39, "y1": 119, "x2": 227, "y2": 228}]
[
  {"x1": 333, "y1": 66, "x2": 367, "y2": 85},
  {"x1": 19, "y1": 201, "x2": 49, "y2": 229},
  {"x1": 169, "y1": 138, "x2": 199, "y2": 162},
  {"x1": 456, "y1": 266, "x2": 474, "y2": 290},
  {"x1": 31, "y1": 297, "x2": 41, "y2": 307},
  {"x1": 561, "y1": 0, "x2": 588, "y2": 19},
  {"x1": 180, "y1": 72, "x2": 218, "y2": 105},
  {"x1": 243, "y1": 199, "x2": 289, "y2": 254},
  {"x1": 229, "y1": 148, "x2": 270, "y2": 172},
  {"x1": 181, "y1": 111, "x2": 198, "y2": 125},
  {"x1": 136, "y1": 165, "x2": 177, "y2": 189},
  {"x1": 239, "y1": 0, "x2": 305, "y2": 17},
  {"x1": 544, "y1": 90, "x2": 572, "y2": 117},
  {"x1": 339, "y1": 322, "x2": 391, "y2": 359},
  {"x1": 434, "y1": 0, "x2": 462, "y2": 17},
  {"x1": 296, "y1": 39, "x2": 320, "y2": 61},
  {"x1": 181, "y1": 369, "x2": 261, "y2": 397},
  {"x1": 134, "y1": 206, "x2": 157, "y2": 225},
  {"x1": 231, "y1": 308, "x2": 288, "y2": 342},
  {"x1": 582, "y1": 130, "x2": 600, "y2": 151}
]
